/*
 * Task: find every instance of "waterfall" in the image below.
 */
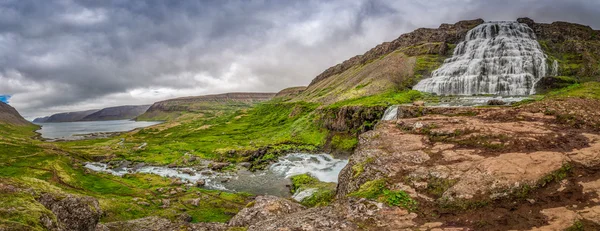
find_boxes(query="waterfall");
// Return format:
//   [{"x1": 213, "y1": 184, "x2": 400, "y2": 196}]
[
  {"x1": 413, "y1": 21, "x2": 548, "y2": 96},
  {"x1": 552, "y1": 60, "x2": 559, "y2": 76},
  {"x1": 381, "y1": 105, "x2": 398, "y2": 121}
]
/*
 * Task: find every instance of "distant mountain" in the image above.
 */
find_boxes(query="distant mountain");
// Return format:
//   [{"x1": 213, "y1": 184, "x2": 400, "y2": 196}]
[
  {"x1": 80, "y1": 105, "x2": 151, "y2": 121},
  {"x1": 33, "y1": 105, "x2": 150, "y2": 123},
  {"x1": 33, "y1": 109, "x2": 99, "y2": 123},
  {"x1": 0, "y1": 102, "x2": 32, "y2": 126},
  {"x1": 136, "y1": 92, "x2": 276, "y2": 121}
]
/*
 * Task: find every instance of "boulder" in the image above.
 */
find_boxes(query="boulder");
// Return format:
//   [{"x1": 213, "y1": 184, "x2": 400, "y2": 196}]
[
  {"x1": 37, "y1": 193, "x2": 102, "y2": 231},
  {"x1": 228, "y1": 195, "x2": 305, "y2": 227}
]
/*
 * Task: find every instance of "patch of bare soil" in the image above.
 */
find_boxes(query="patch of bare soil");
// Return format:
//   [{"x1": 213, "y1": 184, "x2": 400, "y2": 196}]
[{"x1": 414, "y1": 165, "x2": 600, "y2": 230}]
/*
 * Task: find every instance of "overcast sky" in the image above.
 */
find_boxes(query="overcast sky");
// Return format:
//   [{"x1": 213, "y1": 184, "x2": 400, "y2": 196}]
[{"x1": 0, "y1": 0, "x2": 599, "y2": 119}]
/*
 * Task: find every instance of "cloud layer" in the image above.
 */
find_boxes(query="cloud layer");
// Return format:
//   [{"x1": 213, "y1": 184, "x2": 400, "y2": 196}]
[{"x1": 0, "y1": 0, "x2": 598, "y2": 118}]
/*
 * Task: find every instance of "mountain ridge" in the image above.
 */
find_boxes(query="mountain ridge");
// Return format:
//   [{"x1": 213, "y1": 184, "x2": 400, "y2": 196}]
[
  {"x1": 33, "y1": 105, "x2": 151, "y2": 123},
  {"x1": 0, "y1": 102, "x2": 32, "y2": 126},
  {"x1": 136, "y1": 92, "x2": 276, "y2": 121}
]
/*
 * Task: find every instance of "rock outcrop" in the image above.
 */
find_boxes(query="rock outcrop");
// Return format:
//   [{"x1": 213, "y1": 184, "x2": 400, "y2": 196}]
[
  {"x1": 274, "y1": 86, "x2": 307, "y2": 99},
  {"x1": 517, "y1": 17, "x2": 600, "y2": 81},
  {"x1": 228, "y1": 195, "x2": 305, "y2": 227},
  {"x1": 37, "y1": 193, "x2": 103, "y2": 231},
  {"x1": 0, "y1": 102, "x2": 32, "y2": 126}
]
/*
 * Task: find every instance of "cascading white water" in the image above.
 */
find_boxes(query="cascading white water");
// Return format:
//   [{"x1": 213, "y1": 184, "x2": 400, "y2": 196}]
[
  {"x1": 413, "y1": 21, "x2": 548, "y2": 96},
  {"x1": 381, "y1": 105, "x2": 399, "y2": 121},
  {"x1": 552, "y1": 60, "x2": 559, "y2": 76}
]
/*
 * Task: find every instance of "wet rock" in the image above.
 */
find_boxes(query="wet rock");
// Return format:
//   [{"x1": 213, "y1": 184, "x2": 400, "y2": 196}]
[
  {"x1": 240, "y1": 162, "x2": 252, "y2": 168},
  {"x1": 195, "y1": 179, "x2": 206, "y2": 187},
  {"x1": 229, "y1": 195, "x2": 305, "y2": 227},
  {"x1": 487, "y1": 99, "x2": 506, "y2": 105},
  {"x1": 37, "y1": 193, "x2": 102, "y2": 231},
  {"x1": 131, "y1": 162, "x2": 145, "y2": 170},
  {"x1": 211, "y1": 162, "x2": 230, "y2": 171},
  {"x1": 181, "y1": 168, "x2": 195, "y2": 176},
  {"x1": 170, "y1": 179, "x2": 184, "y2": 186}
]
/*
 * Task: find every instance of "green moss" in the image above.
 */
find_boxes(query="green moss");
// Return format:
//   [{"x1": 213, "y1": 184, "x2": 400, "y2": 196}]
[
  {"x1": 546, "y1": 82, "x2": 600, "y2": 99},
  {"x1": 330, "y1": 133, "x2": 358, "y2": 152},
  {"x1": 382, "y1": 189, "x2": 418, "y2": 211},
  {"x1": 327, "y1": 90, "x2": 423, "y2": 109},
  {"x1": 539, "y1": 164, "x2": 572, "y2": 187},
  {"x1": 349, "y1": 179, "x2": 418, "y2": 211},
  {"x1": 565, "y1": 220, "x2": 584, "y2": 231},
  {"x1": 351, "y1": 157, "x2": 373, "y2": 178},
  {"x1": 426, "y1": 177, "x2": 457, "y2": 198},
  {"x1": 290, "y1": 174, "x2": 318, "y2": 194},
  {"x1": 348, "y1": 179, "x2": 386, "y2": 199},
  {"x1": 290, "y1": 174, "x2": 335, "y2": 207}
]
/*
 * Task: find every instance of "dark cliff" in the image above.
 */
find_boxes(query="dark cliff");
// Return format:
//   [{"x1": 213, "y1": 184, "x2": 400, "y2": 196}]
[
  {"x1": 80, "y1": 105, "x2": 150, "y2": 121},
  {"x1": 33, "y1": 109, "x2": 99, "y2": 123},
  {"x1": 518, "y1": 17, "x2": 600, "y2": 81},
  {"x1": 0, "y1": 102, "x2": 32, "y2": 126}
]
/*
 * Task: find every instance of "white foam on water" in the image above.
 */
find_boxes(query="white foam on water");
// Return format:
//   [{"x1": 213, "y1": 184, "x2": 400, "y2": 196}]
[
  {"x1": 269, "y1": 153, "x2": 349, "y2": 183},
  {"x1": 292, "y1": 188, "x2": 318, "y2": 202},
  {"x1": 381, "y1": 105, "x2": 399, "y2": 121}
]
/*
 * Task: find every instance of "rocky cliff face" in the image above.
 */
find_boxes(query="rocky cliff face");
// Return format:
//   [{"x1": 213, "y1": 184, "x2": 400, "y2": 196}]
[
  {"x1": 80, "y1": 105, "x2": 150, "y2": 121},
  {"x1": 33, "y1": 109, "x2": 99, "y2": 123},
  {"x1": 309, "y1": 19, "x2": 484, "y2": 86},
  {"x1": 33, "y1": 105, "x2": 150, "y2": 123},
  {"x1": 0, "y1": 102, "x2": 32, "y2": 126},
  {"x1": 518, "y1": 17, "x2": 600, "y2": 81},
  {"x1": 137, "y1": 92, "x2": 276, "y2": 121}
]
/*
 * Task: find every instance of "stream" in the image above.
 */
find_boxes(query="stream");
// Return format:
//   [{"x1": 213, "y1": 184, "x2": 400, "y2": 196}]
[{"x1": 84, "y1": 153, "x2": 348, "y2": 197}]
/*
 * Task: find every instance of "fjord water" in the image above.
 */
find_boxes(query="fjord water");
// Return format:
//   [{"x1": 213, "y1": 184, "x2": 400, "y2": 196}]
[
  {"x1": 414, "y1": 21, "x2": 548, "y2": 96},
  {"x1": 35, "y1": 120, "x2": 162, "y2": 139},
  {"x1": 85, "y1": 153, "x2": 348, "y2": 197}
]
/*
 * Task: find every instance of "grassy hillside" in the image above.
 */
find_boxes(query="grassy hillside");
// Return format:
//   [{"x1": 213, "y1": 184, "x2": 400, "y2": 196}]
[
  {"x1": 0, "y1": 122, "x2": 250, "y2": 229},
  {"x1": 292, "y1": 49, "x2": 446, "y2": 105},
  {"x1": 136, "y1": 93, "x2": 275, "y2": 121},
  {"x1": 58, "y1": 101, "x2": 328, "y2": 167}
]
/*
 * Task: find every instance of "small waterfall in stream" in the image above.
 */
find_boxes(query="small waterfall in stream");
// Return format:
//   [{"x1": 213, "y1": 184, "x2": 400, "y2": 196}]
[
  {"x1": 551, "y1": 60, "x2": 559, "y2": 76},
  {"x1": 413, "y1": 21, "x2": 548, "y2": 96},
  {"x1": 381, "y1": 105, "x2": 399, "y2": 121}
]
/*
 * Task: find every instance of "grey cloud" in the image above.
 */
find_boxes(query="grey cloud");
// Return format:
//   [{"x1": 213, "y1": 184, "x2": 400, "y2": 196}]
[{"x1": 0, "y1": 0, "x2": 597, "y2": 118}]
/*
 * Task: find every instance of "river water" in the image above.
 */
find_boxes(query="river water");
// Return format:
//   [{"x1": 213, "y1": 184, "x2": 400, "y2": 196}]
[
  {"x1": 34, "y1": 120, "x2": 162, "y2": 140},
  {"x1": 84, "y1": 153, "x2": 348, "y2": 197}
]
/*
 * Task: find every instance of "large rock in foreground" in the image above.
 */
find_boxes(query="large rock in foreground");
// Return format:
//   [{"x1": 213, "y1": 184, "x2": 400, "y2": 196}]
[{"x1": 37, "y1": 193, "x2": 103, "y2": 231}]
